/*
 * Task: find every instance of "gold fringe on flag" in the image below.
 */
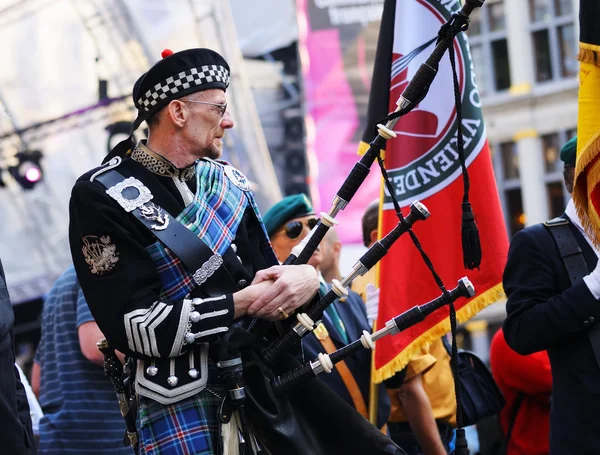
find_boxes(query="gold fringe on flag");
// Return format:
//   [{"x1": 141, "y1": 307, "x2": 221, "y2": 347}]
[
  {"x1": 573, "y1": 42, "x2": 600, "y2": 249},
  {"x1": 576, "y1": 42, "x2": 600, "y2": 67},
  {"x1": 372, "y1": 283, "x2": 505, "y2": 384}
]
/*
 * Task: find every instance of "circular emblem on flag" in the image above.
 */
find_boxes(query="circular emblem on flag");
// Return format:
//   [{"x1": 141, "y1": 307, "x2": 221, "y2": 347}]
[
  {"x1": 224, "y1": 165, "x2": 252, "y2": 191},
  {"x1": 382, "y1": 0, "x2": 486, "y2": 207}
]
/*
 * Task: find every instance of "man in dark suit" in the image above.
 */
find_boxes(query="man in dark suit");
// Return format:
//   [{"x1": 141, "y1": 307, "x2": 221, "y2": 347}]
[
  {"x1": 263, "y1": 194, "x2": 391, "y2": 430},
  {"x1": 503, "y1": 136, "x2": 600, "y2": 454},
  {"x1": 0, "y1": 257, "x2": 36, "y2": 454}
]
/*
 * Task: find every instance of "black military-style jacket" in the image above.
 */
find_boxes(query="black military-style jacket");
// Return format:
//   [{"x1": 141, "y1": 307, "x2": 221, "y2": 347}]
[{"x1": 69, "y1": 145, "x2": 273, "y2": 404}]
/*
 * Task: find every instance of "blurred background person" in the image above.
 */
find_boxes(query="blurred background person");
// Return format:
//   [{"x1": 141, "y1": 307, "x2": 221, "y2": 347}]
[
  {"x1": 385, "y1": 340, "x2": 456, "y2": 455},
  {"x1": 17, "y1": 363, "x2": 43, "y2": 444},
  {"x1": 490, "y1": 328, "x2": 551, "y2": 455},
  {"x1": 320, "y1": 228, "x2": 343, "y2": 283},
  {"x1": 263, "y1": 193, "x2": 391, "y2": 430},
  {"x1": 0, "y1": 256, "x2": 36, "y2": 454},
  {"x1": 503, "y1": 136, "x2": 600, "y2": 454},
  {"x1": 32, "y1": 265, "x2": 130, "y2": 454},
  {"x1": 351, "y1": 199, "x2": 380, "y2": 303}
]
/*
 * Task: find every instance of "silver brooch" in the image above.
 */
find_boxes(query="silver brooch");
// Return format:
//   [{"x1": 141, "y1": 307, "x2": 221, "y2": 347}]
[
  {"x1": 224, "y1": 165, "x2": 251, "y2": 191},
  {"x1": 106, "y1": 177, "x2": 153, "y2": 212},
  {"x1": 192, "y1": 254, "x2": 223, "y2": 285},
  {"x1": 140, "y1": 203, "x2": 170, "y2": 231}
]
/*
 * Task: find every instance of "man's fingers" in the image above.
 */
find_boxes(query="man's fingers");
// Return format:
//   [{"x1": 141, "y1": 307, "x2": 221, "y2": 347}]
[
  {"x1": 251, "y1": 266, "x2": 285, "y2": 285},
  {"x1": 251, "y1": 270, "x2": 269, "y2": 285},
  {"x1": 254, "y1": 287, "x2": 314, "y2": 318},
  {"x1": 247, "y1": 279, "x2": 285, "y2": 316},
  {"x1": 247, "y1": 265, "x2": 319, "y2": 318},
  {"x1": 252, "y1": 291, "x2": 289, "y2": 318}
]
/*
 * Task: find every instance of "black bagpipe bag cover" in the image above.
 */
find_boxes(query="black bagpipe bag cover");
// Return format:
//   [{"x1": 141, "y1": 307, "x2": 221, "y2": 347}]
[{"x1": 218, "y1": 323, "x2": 406, "y2": 455}]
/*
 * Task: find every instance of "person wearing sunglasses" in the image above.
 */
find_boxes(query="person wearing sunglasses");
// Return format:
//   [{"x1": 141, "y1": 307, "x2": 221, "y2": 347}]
[{"x1": 263, "y1": 194, "x2": 391, "y2": 432}]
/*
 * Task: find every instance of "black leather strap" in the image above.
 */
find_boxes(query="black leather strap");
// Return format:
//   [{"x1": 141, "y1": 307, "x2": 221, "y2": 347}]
[
  {"x1": 95, "y1": 168, "x2": 236, "y2": 289},
  {"x1": 544, "y1": 217, "x2": 600, "y2": 370},
  {"x1": 544, "y1": 218, "x2": 589, "y2": 285}
]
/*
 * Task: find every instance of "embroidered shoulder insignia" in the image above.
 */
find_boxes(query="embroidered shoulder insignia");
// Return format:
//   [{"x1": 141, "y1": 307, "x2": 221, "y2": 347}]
[
  {"x1": 81, "y1": 235, "x2": 120, "y2": 275},
  {"x1": 224, "y1": 165, "x2": 252, "y2": 191},
  {"x1": 313, "y1": 322, "x2": 329, "y2": 341}
]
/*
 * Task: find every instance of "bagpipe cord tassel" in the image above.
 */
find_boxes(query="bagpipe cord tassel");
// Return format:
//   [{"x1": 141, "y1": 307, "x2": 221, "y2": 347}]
[{"x1": 444, "y1": 16, "x2": 482, "y2": 271}]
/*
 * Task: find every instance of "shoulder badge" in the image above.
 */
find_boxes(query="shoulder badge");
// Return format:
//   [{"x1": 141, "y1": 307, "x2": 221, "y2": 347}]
[
  {"x1": 81, "y1": 235, "x2": 119, "y2": 275},
  {"x1": 224, "y1": 165, "x2": 252, "y2": 191},
  {"x1": 313, "y1": 322, "x2": 330, "y2": 341}
]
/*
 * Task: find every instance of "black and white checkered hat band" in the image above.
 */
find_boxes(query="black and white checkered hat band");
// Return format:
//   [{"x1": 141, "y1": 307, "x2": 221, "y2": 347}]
[{"x1": 137, "y1": 64, "x2": 230, "y2": 112}]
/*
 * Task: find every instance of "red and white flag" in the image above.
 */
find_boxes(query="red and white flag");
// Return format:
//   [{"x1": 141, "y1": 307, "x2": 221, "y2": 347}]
[{"x1": 359, "y1": 0, "x2": 509, "y2": 382}]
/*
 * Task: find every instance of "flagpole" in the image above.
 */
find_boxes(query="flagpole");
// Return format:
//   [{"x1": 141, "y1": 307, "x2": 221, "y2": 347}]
[{"x1": 368, "y1": 320, "x2": 379, "y2": 427}]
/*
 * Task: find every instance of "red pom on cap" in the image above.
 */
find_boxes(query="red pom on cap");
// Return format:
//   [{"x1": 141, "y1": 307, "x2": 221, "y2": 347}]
[{"x1": 161, "y1": 49, "x2": 174, "y2": 58}]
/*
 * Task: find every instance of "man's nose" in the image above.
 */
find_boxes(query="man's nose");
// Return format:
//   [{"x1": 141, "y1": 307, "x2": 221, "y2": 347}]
[{"x1": 221, "y1": 110, "x2": 234, "y2": 129}]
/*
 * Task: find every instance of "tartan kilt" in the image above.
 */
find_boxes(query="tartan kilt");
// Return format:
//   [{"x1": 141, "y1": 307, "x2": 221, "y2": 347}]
[{"x1": 139, "y1": 388, "x2": 223, "y2": 455}]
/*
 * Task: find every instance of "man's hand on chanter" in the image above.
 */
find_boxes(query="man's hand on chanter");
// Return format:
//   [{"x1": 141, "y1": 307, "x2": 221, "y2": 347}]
[
  {"x1": 232, "y1": 279, "x2": 274, "y2": 319},
  {"x1": 247, "y1": 265, "x2": 319, "y2": 319}
]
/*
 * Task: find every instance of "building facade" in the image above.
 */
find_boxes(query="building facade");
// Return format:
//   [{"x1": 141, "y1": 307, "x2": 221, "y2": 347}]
[{"x1": 475, "y1": 0, "x2": 579, "y2": 236}]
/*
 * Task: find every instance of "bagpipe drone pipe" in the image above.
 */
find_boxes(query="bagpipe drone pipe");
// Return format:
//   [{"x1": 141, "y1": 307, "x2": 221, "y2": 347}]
[
  {"x1": 212, "y1": 2, "x2": 486, "y2": 454},
  {"x1": 271, "y1": 278, "x2": 476, "y2": 396}
]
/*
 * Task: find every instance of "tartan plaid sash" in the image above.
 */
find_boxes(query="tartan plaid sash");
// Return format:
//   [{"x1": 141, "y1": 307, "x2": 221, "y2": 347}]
[{"x1": 147, "y1": 159, "x2": 273, "y2": 300}]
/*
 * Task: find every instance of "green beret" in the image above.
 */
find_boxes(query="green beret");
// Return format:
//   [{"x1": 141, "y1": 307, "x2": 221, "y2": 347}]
[
  {"x1": 263, "y1": 194, "x2": 315, "y2": 237},
  {"x1": 560, "y1": 136, "x2": 577, "y2": 167}
]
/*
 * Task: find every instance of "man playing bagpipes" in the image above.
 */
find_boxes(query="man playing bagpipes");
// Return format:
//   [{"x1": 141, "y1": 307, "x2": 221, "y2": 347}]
[
  {"x1": 68, "y1": 47, "x2": 323, "y2": 453},
  {"x1": 68, "y1": 47, "x2": 403, "y2": 454}
]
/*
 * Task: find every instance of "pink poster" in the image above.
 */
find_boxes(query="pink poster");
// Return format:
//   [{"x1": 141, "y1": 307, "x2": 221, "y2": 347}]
[{"x1": 297, "y1": 0, "x2": 384, "y2": 243}]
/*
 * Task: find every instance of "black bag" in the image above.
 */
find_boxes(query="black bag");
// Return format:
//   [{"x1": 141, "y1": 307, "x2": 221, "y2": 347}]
[{"x1": 442, "y1": 337, "x2": 505, "y2": 427}]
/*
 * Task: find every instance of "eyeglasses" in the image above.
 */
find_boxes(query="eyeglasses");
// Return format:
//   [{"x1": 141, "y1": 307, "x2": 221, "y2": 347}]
[
  {"x1": 276, "y1": 218, "x2": 319, "y2": 240},
  {"x1": 181, "y1": 99, "x2": 228, "y2": 118}
]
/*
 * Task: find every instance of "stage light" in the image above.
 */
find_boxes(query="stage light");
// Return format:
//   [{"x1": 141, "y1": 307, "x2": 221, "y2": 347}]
[
  {"x1": 8, "y1": 150, "x2": 43, "y2": 190},
  {"x1": 24, "y1": 165, "x2": 42, "y2": 183}
]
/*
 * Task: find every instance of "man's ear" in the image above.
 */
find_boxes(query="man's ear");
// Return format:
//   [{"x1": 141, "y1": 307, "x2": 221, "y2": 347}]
[
  {"x1": 369, "y1": 229, "x2": 378, "y2": 245},
  {"x1": 333, "y1": 241, "x2": 342, "y2": 258},
  {"x1": 166, "y1": 100, "x2": 187, "y2": 128}
]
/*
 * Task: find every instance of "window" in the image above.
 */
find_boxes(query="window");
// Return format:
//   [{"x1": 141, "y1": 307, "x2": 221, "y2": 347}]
[
  {"x1": 529, "y1": 0, "x2": 577, "y2": 82},
  {"x1": 491, "y1": 40, "x2": 511, "y2": 91},
  {"x1": 541, "y1": 132, "x2": 561, "y2": 173},
  {"x1": 488, "y1": 1, "x2": 506, "y2": 31},
  {"x1": 493, "y1": 130, "x2": 576, "y2": 237},
  {"x1": 468, "y1": 0, "x2": 511, "y2": 95},
  {"x1": 554, "y1": 0, "x2": 573, "y2": 17},
  {"x1": 470, "y1": 44, "x2": 487, "y2": 94},
  {"x1": 547, "y1": 181, "x2": 565, "y2": 218},
  {"x1": 558, "y1": 24, "x2": 578, "y2": 77},
  {"x1": 533, "y1": 30, "x2": 552, "y2": 82},
  {"x1": 529, "y1": 0, "x2": 551, "y2": 22},
  {"x1": 500, "y1": 142, "x2": 519, "y2": 179},
  {"x1": 506, "y1": 188, "x2": 525, "y2": 234},
  {"x1": 493, "y1": 141, "x2": 523, "y2": 236}
]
